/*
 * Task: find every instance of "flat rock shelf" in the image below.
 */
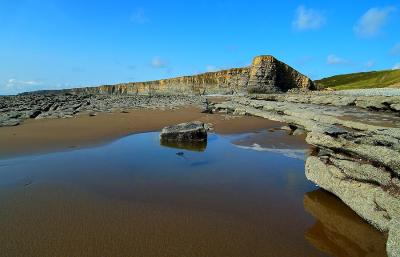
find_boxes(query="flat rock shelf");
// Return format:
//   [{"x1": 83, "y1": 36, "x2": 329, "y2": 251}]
[{"x1": 214, "y1": 91, "x2": 400, "y2": 257}]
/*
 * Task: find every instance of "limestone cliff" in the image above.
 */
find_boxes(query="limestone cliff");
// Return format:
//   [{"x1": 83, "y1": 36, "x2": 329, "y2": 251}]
[{"x1": 34, "y1": 55, "x2": 314, "y2": 95}]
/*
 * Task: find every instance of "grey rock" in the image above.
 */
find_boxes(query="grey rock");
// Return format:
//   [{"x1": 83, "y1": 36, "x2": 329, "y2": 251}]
[
  {"x1": 160, "y1": 121, "x2": 207, "y2": 142},
  {"x1": 0, "y1": 118, "x2": 20, "y2": 127},
  {"x1": 0, "y1": 94, "x2": 204, "y2": 126},
  {"x1": 387, "y1": 219, "x2": 400, "y2": 257},
  {"x1": 292, "y1": 128, "x2": 306, "y2": 136}
]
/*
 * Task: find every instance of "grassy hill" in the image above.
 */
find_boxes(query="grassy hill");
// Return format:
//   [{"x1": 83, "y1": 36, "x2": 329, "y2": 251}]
[{"x1": 315, "y1": 69, "x2": 400, "y2": 90}]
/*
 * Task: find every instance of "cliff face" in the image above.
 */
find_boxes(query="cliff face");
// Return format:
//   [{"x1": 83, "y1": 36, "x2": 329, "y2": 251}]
[
  {"x1": 247, "y1": 56, "x2": 314, "y2": 93},
  {"x1": 36, "y1": 55, "x2": 314, "y2": 95}
]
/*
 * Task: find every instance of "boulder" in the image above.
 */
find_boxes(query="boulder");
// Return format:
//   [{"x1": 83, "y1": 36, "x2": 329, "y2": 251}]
[{"x1": 160, "y1": 121, "x2": 207, "y2": 142}]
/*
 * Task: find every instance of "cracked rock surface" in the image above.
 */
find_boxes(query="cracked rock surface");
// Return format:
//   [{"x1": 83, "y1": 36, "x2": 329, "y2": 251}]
[{"x1": 0, "y1": 94, "x2": 204, "y2": 127}]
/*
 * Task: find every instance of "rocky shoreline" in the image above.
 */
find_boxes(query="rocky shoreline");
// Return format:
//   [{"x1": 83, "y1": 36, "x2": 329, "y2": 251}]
[
  {"x1": 0, "y1": 94, "x2": 204, "y2": 127},
  {"x1": 212, "y1": 92, "x2": 400, "y2": 256},
  {"x1": 1, "y1": 90, "x2": 399, "y2": 255}
]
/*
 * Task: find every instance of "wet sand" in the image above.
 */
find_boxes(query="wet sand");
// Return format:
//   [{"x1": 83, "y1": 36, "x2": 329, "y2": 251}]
[
  {"x1": 0, "y1": 131, "x2": 322, "y2": 257},
  {"x1": 0, "y1": 107, "x2": 284, "y2": 158},
  {"x1": 0, "y1": 106, "x2": 388, "y2": 257}
]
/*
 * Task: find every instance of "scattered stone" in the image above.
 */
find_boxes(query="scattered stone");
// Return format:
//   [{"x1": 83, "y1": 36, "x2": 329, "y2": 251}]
[
  {"x1": 204, "y1": 123, "x2": 214, "y2": 131},
  {"x1": 0, "y1": 94, "x2": 204, "y2": 127}
]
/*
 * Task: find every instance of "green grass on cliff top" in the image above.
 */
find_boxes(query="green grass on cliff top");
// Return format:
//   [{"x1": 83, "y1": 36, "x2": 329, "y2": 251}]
[{"x1": 315, "y1": 69, "x2": 400, "y2": 90}]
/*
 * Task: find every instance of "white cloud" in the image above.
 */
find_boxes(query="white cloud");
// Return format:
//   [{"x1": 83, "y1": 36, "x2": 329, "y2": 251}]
[
  {"x1": 130, "y1": 8, "x2": 149, "y2": 24},
  {"x1": 150, "y1": 57, "x2": 167, "y2": 68},
  {"x1": 293, "y1": 6, "x2": 326, "y2": 30},
  {"x1": 6, "y1": 78, "x2": 42, "y2": 87},
  {"x1": 364, "y1": 60, "x2": 375, "y2": 68},
  {"x1": 354, "y1": 7, "x2": 396, "y2": 38},
  {"x1": 390, "y1": 43, "x2": 400, "y2": 55},
  {"x1": 1, "y1": 78, "x2": 43, "y2": 95},
  {"x1": 327, "y1": 55, "x2": 348, "y2": 65},
  {"x1": 206, "y1": 65, "x2": 218, "y2": 72},
  {"x1": 393, "y1": 63, "x2": 400, "y2": 70}
]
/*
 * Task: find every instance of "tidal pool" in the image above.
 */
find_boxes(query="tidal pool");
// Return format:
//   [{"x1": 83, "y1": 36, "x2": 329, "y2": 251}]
[{"x1": 0, "y1": 130, "x2": 387, "y2": 257}]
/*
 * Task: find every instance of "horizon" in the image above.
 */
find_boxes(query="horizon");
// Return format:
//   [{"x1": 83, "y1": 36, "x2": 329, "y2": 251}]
[{"x1": 1, "y1": 0, "x2": 400, "y2": 95}]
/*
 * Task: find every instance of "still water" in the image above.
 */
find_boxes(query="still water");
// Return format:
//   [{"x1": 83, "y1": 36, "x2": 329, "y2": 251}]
[{"x1": 0, "y1": 130, "x2": 387, "y2": 257}]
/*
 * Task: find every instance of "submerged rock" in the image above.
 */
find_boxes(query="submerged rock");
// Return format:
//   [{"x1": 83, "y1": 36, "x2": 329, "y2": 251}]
[{"x1": 160, "y1": 121, "x2": 207, "y2": 142}]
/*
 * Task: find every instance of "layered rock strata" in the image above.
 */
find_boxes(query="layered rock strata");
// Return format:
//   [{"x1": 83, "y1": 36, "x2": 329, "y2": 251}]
[
  {"x1": 251, "y1": 92, "x2": 400, "y2": 113},
  {"x1": 213, "y1": 94, "x2": 400, "y2": 255},
  {"x1": 22, "y1": 56, "x2": 314, "y2": 96}
]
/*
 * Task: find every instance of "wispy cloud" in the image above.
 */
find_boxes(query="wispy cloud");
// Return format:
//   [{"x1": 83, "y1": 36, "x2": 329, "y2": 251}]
[
  {"x1": 393, "y1": 63, "x2": 400, "y2": 70},
  {"x1": 390, "y1": 43, "x2": 400, "y2": 55},
  {"x1": 6, "y1": 78, "x2": 42, "y2": 87},
  {"x1": 364, "y1": 60, "x2": 375, "y2": 68},
  {"x1": 130, "y1": 8, "x2": 149, "y2": 24},
  {"x1": 295, "y1": 56, "x2": 313, "y2": 65},
  {"x1": 327, "y1": 55, "x2": 349, "y2": 65},
  {"x1": 150, "y1": 56, "x2": 167, "y2": 68},
  {"x1": 206, "y1": 65, "x2": 218, "y2": 72},
  {"x1": 1, "y1": 78, "x2": 43, "y2": 95},
  {"x1": 293, "y1": 6, "x2": 326, "y2": 31},
  {"x1": 354, "y1": 6, "x2": 396, "y2": 38}
]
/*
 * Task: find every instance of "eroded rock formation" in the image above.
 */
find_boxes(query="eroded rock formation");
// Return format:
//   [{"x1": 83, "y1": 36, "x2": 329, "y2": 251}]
[{"x1": 23, "y1": 55, "x2": 314, "y2": 96}]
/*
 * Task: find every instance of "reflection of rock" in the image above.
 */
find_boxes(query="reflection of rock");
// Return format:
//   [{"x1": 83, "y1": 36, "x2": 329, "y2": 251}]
[
  {"x1": 304, "y1": 189, "x2": 387, "y2": 257},
  {"x1": 160, "y1": 121, "x2": 207, "y2": 142},
  {"x1": 160, "y1": 140, "x2": 207, "y2": 152}
]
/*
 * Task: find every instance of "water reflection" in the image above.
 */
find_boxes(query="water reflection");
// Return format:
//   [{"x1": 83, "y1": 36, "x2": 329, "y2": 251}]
[
  {"x1": 304, "y1": 189, "x2": 387, "y2": 257},
  {"x1": 160, "y1": 139, "x2": 207, "y2": 152},
  {"x1": 0, "y1": 130, "x2": 387, "y2": 257}
]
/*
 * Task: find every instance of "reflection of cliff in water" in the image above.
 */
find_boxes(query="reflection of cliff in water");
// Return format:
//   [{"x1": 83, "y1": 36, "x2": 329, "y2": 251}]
[
  {"x1": 160, "y1": 139, "x2": 207, "y2": 152},
  {"x1": 304, "y1": 189, "x2": 387, "y2": 257}
]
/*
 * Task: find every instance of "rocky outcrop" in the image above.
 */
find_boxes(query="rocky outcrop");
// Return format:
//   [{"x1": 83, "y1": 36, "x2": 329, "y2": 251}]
[
  {"x1": 22, "y1": 55, "x2": 314, "y2": 96},
  {"x1": 247, "y1": 56, "x2": 314, "y2": 93},
  {"x1": 213, "y1": 94, "x2": 400, "y2": 256},
  {"x1": 0, "y1": 94, "x2": 204, "y2": 127},
  {"x1": 251, "y1": 92, "x2": 400, "y2": 113}
]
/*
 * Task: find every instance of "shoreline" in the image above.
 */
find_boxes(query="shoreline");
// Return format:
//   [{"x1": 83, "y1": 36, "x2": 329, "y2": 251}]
[{"x1": 0, "y1": 106, "x2": 285, "y2": 159}]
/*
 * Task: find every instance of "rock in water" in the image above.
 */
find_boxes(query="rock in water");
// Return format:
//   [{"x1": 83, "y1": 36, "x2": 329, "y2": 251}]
[{"x1": 160, "y1": 121, "x2": 207, "y2": 142}]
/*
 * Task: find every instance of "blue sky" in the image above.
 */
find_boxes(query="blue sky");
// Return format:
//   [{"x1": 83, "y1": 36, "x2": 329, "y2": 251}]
[{"x1": 1, "y1": 0, "x2": 399, "y2": 94}]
